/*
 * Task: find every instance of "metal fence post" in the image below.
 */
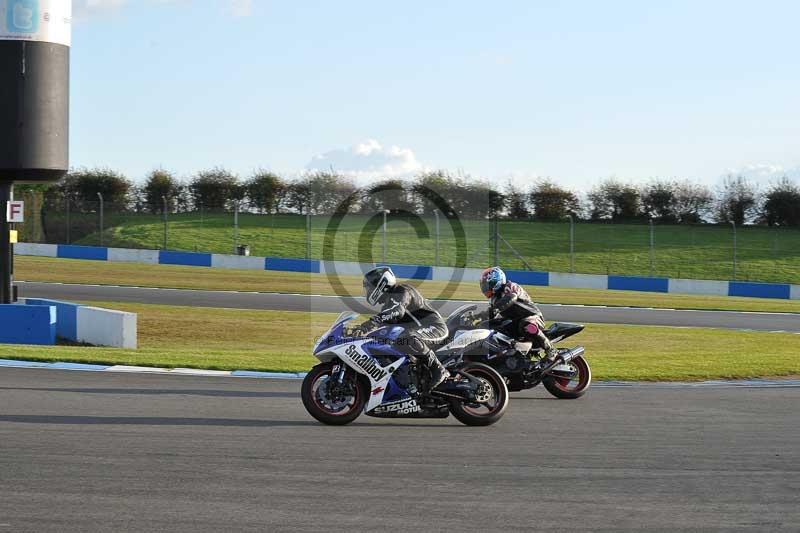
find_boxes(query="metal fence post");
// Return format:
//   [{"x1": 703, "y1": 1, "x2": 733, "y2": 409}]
[
  {"x1": 233, "y1": 201, "x2": 239, "y2": 255},
  {"x1": 382, "y1": 210, "x2": 388, "y2": 264},
  {"x1": 433, "y1": 209, "x2": 440, "y2": 267},
  {"x1": 494, "y1": 216, "x2": 500, "y2": 266},
  {"x1": 649, "y1": 218, "x2": 654, "y2": 277},
  {"x1": 305, "y1": 211, "x2": 311, "y2": 260},
  {"x1": 731, "y1": 221, "x2": 737, "y2": 280},
  {"x1": 162, "y1": 195, "x2": 168, "y2": 250},
  {"x1": 96, "y1": 192, "x2": 104, "y2": 246},
  {"x1": 568, "y1": 214, "x2": 574, "y2": 273}
]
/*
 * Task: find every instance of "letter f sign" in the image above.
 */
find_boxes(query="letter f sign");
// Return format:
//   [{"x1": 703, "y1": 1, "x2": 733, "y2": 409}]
[{"x1": 6, "y1": 201, "x2": 24, "y2": 223}]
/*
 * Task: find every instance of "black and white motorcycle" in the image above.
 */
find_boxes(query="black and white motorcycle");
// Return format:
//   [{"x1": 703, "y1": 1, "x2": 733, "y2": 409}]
[
  {"x1": 301, "y1": 312, "x2": 509, "y2": 426},
  {"x1": 442, "y1": 304, "x2": 591, "y2": 399}
]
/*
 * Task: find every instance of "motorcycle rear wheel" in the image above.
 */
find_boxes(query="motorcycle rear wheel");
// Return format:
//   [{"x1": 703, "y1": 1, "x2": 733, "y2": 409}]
[
  {"x1": 301, "y1": 362, "x2": 366, "y2": 425},
  {"x1": 449, "y1": 363, "x2": 509, "y2": 426},
  {"x1": 542, "y1": 355, "x2": 591, "y2": 399}
]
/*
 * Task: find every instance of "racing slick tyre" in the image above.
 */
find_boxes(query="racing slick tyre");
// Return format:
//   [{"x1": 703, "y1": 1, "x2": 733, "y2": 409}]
[
  {"x1": 302, "y1": 362, "x2": 367, "y2": 425},
  {"x1": 542, "y1": 355, "x2": 591, "y2": 399},
  {"x1": 449, "y1": 363, "x2": 509, "y2": 426}
]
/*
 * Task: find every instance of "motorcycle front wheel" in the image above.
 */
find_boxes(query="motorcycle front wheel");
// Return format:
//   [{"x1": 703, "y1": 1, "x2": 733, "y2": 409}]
[
  {"x1": 542, "y1": 355, "x2": 591, "y2": 399},
  {"x1": 449, "y1": 363, "x2": 509, "y2": 426},
  {"x1": 301, "y1": 362, "x2": 366, "y2": 425}
]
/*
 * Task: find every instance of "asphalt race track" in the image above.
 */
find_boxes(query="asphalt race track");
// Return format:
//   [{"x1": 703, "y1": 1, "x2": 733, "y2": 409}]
[
  {"x1": 18, "y1": 281, "x2": 800, "y2": 332},
  {"x1": 1, "y1": 367, "x2": 798, "y2": 532}
]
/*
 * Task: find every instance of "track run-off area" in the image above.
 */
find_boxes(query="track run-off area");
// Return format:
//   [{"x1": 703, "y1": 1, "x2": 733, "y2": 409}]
[
  {"x1": 1, "y1": 367, "x2": 798, "y2": 531},
  {"x1": 17, "y1": 281, "x2": 800, "y2": 332}
]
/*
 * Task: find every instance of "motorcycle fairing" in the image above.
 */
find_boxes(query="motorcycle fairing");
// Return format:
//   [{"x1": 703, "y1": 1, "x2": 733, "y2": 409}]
[
  {"x1": 436, "y1": 329, "x2": 492, "y2": 355},
  {"x1": 322, "y1": 338, "x2": 408, "y2": 412}
]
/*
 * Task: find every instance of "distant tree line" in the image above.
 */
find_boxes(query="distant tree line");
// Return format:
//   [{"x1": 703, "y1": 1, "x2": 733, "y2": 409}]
[{"x1": 30, "y1": 167, "x2": 800, "y2": 227}]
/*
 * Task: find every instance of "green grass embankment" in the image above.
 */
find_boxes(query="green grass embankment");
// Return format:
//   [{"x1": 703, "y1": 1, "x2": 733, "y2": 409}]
[{"x1": 46, "y1": 212, "x2": 800, "y2": 283}]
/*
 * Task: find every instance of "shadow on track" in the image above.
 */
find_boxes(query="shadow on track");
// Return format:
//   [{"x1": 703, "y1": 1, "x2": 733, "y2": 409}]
[
  {"x1": 0, "y1": 415, "x2": 315, "y2": 427},
  {"x1": 0, "y1": 415, "x2": 462, "y2": 428},
  {"x1": 0, "y1": 387, "x2": 298, "y2": 399}
]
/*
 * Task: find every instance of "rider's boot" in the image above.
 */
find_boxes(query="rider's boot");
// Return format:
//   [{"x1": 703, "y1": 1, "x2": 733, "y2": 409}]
[
  {"x1": 537, "y1": 332, "x2": 560, "y2": 366},
  {"x1": 423, "y1": 349, "x2": 448, "y2": 391}
]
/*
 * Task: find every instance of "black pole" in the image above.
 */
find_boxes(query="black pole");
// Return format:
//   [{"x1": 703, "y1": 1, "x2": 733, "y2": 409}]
[{"x1": 0, "y1": 182, "x2": 12, "y2": 304}]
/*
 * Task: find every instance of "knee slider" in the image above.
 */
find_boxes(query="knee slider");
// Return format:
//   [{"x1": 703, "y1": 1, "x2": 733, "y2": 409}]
[{"x1": 524, "y1": 322, "x2": 540, "y2": 336}]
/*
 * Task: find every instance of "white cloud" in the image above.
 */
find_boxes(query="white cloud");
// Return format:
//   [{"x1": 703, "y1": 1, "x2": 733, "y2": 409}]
[
  {"x1": 306, "y1": 139, "x2": 424, "y2": 181},
  {"x1": 722, "y1": 163, "x2": 800, "y2": 184},
  {"x1": 228, "y1": 0, "x2": 253, "y2": 17},
  {"x1": 74, "y1": 0, "x2": 251, "y2": 19},
  {"x1": 73, "y1": 0, "x2": 126, "y2": 18}
]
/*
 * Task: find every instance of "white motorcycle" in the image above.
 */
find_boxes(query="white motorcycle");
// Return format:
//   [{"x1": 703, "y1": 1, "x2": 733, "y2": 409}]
[{"x1": 301, "y1": 312, "x2": 509, "y2": 426}]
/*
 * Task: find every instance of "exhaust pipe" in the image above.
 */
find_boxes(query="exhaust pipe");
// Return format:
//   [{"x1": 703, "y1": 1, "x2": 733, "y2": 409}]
[
  {"x1": 540, "y1": 346, "x2": 585, "y2": 376},
  {"x1": 559, "y1": 346, "x2": 585, "y2": 364}
]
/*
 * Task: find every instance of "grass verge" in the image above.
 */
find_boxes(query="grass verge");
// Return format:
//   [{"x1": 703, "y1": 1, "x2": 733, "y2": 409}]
[
  {"x1": 15, "y1": 256, "x2": 800, "y2": 314},
  {"x1": 1, "y1": 301, "x2": 798, "y2": 381}
]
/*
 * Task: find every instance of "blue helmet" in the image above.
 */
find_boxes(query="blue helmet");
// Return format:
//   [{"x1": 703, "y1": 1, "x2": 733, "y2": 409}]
[{"x1": 480, "y1": 266, "x2": 506, "y2": 298}]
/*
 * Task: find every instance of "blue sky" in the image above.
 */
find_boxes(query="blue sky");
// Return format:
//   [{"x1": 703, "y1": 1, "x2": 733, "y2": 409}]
[{"x1": 71, "y1": 0, "x2": 800, "y2": 189}]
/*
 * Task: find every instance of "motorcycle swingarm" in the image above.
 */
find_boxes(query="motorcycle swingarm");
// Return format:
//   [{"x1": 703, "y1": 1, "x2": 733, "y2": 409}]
[{"x1": 430, "y1": 370, "x2": 482, "y2": 401}]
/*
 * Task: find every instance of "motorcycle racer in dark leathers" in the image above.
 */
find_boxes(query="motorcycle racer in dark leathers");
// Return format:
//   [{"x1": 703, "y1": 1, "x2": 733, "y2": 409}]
[
  {"x1": 354, "y1": 266, "x2": 449, "y2": 390},
  {"x1": 473, "y1": 266, "x2": 559, "y2": 363}
]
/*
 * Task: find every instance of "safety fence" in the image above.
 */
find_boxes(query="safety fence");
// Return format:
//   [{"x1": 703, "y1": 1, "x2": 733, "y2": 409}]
[
  {"x1": 15, "y1": 243, "x2": 800, "y2": 301},
  {"x1": 13, "y1": 194, "x2": 800, "y2": 284}
]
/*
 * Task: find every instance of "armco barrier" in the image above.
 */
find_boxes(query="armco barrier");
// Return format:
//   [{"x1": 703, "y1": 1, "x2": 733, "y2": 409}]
[
  {"x1": 548, "y1": 272, "x2": 608, "y2": 290},
  {"x1": 57, "y1": 244, "x2": 108, "y2": 261},
  {"x1": 430, "y1": 266, "x2": 484, "y2": 283},
  {"x1": 506, "y1": 270, "x2": 549, "y2": 286},
  {"x1": 728, "y1": 282, "x2": 791, "y2": 300},
  {"x1": 0, "y1": 304, "x2": 56, "y2": 345},
  {"x1": 211, "y1": 254, "x2": 265, "y2": 270},
  {"x1": 668, "y1": 278, "x2": 729, "y2": 297},
  {"x1": 12, "y1": 243, "x2": 800, "y2": 301},
  {"x1": 608, "y1": 275, "x2": 669, "y2": 293},
  {"x1": 108, "y1": 247, "x2": 159, "y2": 264},
  {"x1": 76, "y1": 306, "x2": 137, "y2": 349},
  {"x1": 266, "y1": 257, "x2": 320, "y2": 273},
  {"x1": 14, "y1": 242, "x2": 57, "y2": 257},
  {"x1": 386, "y1": 263, "x2": 432, "y2": 280},
  {"x1": 320, "y1": 260, "x2": 366, "y2": 277},
  {"x1": 159, "y1": 250, "x2": 212, "y2": 267},
  {"x1": 24, "y1": 298, "x2": 80, "y2": 340}
]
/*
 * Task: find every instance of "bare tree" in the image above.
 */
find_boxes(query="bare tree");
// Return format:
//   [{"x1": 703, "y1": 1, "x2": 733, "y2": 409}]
[{"x1": 714, "y1": 175, "x2": 758, "y2": 225}]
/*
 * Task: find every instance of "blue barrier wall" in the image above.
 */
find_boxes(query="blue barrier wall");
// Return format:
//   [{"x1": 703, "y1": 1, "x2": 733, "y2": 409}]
[
  {"x1": 506, "y1": 270, "x2": 549, "y2": 287},
  {"x1": 384, "y1": 264, "x2": 432, "y2": 280},
  {"x1": 729, "y1": 282, "x2": 791, "y2": 300},
  {"x1": 58, "y1": 245, "x2": 108, "y2": 261},
  {"x1": 159, "y1": 250, "x2": 212, "y2": 267},
  {"x1": 608, "y1": 275, "x2": 670, "y2": 293},
  {"x1": 0, "y1": 305, "x2": 56, "y2": 345},
  {"x1": 25, "y1": 298, "x2": 81, "y2": 340},
  {"x1": 14, "y1": 243, "x2": 800, "y2": 300},
  {"x1": 266, "y1": 257, "x2": 321, "y2": 273}
]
